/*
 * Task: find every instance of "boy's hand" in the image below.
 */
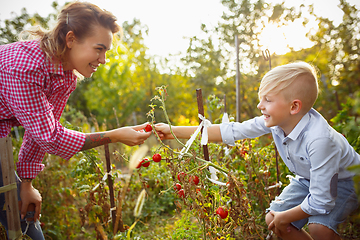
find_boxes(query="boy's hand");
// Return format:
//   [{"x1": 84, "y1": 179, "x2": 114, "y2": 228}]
[
  {"x1": 154, "y1": 123, "x2": 173, "y2": 140},
  {"x1": 268, "y1": 211, "x2": 291, "y2": 237}
]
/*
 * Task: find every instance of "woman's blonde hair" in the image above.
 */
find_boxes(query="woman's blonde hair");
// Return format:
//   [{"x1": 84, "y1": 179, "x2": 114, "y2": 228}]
[
  {"x1": 258, "y1": 61, "x2": 319, "y2": 113},
  {"x1": 21, "y1": 1, "x2": 122, "y2": 65}
]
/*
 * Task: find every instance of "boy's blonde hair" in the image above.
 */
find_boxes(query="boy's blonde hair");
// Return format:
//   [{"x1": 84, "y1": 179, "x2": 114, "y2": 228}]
[{"x1": 258, "y1": 61, "x2": 319, "y2": 113}]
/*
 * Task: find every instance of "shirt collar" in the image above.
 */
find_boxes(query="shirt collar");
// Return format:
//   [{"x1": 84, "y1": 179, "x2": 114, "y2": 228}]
[
  {"x1": 286, "y1": 111, "x2": 311, "y2": 141},
  {"x1": 271, "y1": 110, "x2": 311, "y2": 141},
  {"x1": 45, "y1": 58, "x2": 77, "y2": 80},
  {"x1": 44, "y1": 57, "x2": 63, "y2": 75}
]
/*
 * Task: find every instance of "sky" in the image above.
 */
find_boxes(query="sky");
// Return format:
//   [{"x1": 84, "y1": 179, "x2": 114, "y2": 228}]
[{"x1": 1, "y1": 0, "x2": 359, "y2": 58}]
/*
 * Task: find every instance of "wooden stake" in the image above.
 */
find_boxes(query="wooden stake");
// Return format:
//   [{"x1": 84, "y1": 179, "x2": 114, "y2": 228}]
[
  {"x1": 104, "y1": 144, "x2": 116, "y2": 229},
  {"x1": 0, "y1": 137, "x2": 21, "y2": 240},
  {"x1": 196, "y1": 89, "x2": 210, "y2": 161}
]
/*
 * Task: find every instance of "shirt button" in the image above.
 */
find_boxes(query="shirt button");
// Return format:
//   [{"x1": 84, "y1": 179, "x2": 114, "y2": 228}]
[
  {"x1": 300, "y1": 157, "x2": 304, "y2": 160},
  {"x1": 60, "y1": 79, "x2": 64, "y2": 83},
  {"x1": 283, "y1": 142, "x2": 287, "y2": 145},
  {"x1": 287, "y1": 157, "x2": 290, "y2": 160}
]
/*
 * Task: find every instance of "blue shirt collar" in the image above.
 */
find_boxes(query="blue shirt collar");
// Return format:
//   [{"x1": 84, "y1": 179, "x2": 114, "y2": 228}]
[
  {"x1": 287, "y1": 111, "x2": 311, "y2": 141},
  {"x1": 272, "y1": 111, "x2": 311, "y2": 141}
]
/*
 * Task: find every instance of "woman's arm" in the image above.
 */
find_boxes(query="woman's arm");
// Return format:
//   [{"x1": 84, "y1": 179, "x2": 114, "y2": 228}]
[{"x1": 81, "y1": 122, "x2": 152, "y2": 150}]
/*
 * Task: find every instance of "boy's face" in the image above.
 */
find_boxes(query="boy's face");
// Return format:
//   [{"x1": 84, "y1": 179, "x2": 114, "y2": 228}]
[{"x1": 257, "y1": 92, "x2": 293, "y2": 133}]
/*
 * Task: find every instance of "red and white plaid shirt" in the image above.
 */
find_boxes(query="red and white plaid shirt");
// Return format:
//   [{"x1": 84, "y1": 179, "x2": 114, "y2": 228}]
[{"x1": 0, "y1": 40, "x2": 86, "y2": 179}]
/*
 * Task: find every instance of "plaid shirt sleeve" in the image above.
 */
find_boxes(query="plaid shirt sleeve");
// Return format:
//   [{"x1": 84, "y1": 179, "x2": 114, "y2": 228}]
[{"x1": 0, "y1": 41, "x2": 86, "y2": 179}]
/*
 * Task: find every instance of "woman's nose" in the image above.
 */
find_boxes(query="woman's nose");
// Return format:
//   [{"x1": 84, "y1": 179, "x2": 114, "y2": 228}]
[{"x1": 98, "y1": 52, "x2": 106, "y2": 64}]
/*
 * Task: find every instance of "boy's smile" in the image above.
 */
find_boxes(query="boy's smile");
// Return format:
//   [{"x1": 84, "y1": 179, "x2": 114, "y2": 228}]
[{"x1": 257, "y1": 93, "x2": 294, "y2": 135}]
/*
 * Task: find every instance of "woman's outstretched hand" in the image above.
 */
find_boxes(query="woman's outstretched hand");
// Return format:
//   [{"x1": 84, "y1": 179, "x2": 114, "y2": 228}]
[{"x1": 115, "y1": 122, "x2": 153, "y2": 146}]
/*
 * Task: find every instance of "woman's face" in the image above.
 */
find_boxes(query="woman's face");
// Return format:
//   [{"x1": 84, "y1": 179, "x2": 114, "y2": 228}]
[{"x1": 64, "y1": 25, "x2": 113, "y2": 78}]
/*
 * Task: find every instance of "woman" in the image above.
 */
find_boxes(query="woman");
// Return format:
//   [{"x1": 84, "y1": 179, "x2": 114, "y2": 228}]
[{"x1": 0, "y1": 2, "x2": 151, "y2": 238}]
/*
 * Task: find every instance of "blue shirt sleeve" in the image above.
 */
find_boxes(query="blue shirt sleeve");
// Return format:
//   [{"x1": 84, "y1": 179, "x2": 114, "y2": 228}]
[
  {"x1": 300, "y1": 137, "x2": 341, "y2": 215},
  {"x1": 220, "y1": 116, "x2": 272, "y2": 146}
]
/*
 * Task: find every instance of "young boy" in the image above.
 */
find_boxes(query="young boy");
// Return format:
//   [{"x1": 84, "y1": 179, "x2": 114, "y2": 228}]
[{"x1": 155, "y1": 61, "x2": 359, "y2": 240}]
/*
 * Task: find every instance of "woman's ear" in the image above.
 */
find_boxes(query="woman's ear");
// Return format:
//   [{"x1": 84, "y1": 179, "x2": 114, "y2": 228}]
[
  {"x1": 65, "y1": 31, "x2": 76, "y2": 49},
  {"x1": 290, "y1": 99, "x2": 302, "y2": 115}
]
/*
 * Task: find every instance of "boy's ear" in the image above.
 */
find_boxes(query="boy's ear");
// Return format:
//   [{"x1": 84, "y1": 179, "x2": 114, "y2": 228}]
[
  {"x1": 290, "y1": 99, "x2": 302, "y2": 115},
  {"x1": 65, "y1": 31, "x2": 76, "y2": 49}
]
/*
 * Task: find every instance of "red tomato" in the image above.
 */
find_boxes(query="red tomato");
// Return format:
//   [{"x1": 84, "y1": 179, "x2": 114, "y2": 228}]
[
  {"x1": 216, "y1": 207, "x2": 228, "y2": 219},
  {"x1": 142, "y1": 158, "x2": 150, "y2": 167},
  {"x1": 178, "y1": 189, "x2": 185, "y2": 198},
  {"x1": 144, "y1": 124, "x2": 153, "y2": 132},
  {"x1": 152, "y1": 153, "x2": 162, "y2": 162},
  {"x1": 174, "y1": 183, "x2": 181, "y2": 191},
  {"x1": 189, "y1": 175, "x2": 199, "y2": 185},
  {"x1": 177, "y1": 172, "x2": 187, "y2": 182},
  {"x1": 136, "y1": 159, "x2": 144, "y2": 169}
]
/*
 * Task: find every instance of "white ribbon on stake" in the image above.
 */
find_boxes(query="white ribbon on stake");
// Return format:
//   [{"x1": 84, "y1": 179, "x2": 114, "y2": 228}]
[
  {"x1": 208, "y1": 112, "x2": 230, "y2": 182},
  {"x1": 179, "y1": 114, "x2": 211, "y2": 159}
]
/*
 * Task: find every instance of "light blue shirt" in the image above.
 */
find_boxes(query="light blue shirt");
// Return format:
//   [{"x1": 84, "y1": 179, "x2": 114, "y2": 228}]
[{"x1": 220, "y1": 108, "x2": 360, "y2": 215}]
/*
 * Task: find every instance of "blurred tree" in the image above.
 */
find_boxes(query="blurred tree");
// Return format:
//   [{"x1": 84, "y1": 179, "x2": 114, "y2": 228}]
[
  {"x1": 182, "y1": 0, "x2": 307, "y2": 121},
  {"x1": 0, "y1": 2, "x2": 58, "y2": 44},
  {"x1": 279, "y1": 0, "x2": 360, "y2": 120}
]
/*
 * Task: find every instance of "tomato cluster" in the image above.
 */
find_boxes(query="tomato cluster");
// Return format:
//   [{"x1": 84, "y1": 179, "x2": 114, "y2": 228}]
[
  {"x1": 173, "y1": 172, "x2": 200, "y2": 198},
  {"x1": 136, "y1": 153, "x2": 162, "y2": 169}
]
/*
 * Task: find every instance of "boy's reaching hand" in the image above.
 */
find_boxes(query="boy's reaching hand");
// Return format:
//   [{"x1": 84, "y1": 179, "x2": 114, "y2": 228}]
[
  {"x1": 154, "y1": 123, "x2": 174, "y2": 140},
  {"x1": 155, "y1": 123, "x2": 222, "y2": 141}
]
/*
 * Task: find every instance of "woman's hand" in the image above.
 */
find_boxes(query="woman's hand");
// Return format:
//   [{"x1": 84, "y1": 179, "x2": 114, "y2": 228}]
[
  {"x1": 20, "y1": 181, "x2": 42, "y2": 221},
  {"x1": 113, "y1": 122, "x2": 152, "y2": 146},
  {"x1": 82, "y1": 122, "x2": 152, "y2": 150}
]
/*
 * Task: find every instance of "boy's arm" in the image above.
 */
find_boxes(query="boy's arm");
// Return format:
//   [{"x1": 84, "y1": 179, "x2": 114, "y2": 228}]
[
  {"x1": 269, "y1": 205, "x2": 310, "y2": 234},
  {"x1": 155, "y1": 123, "x2": 222, "y2": 142}
]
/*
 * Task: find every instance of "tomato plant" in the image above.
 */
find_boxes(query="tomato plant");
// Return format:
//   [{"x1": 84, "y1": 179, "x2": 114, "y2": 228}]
[
  {"x1": 177, "y1": 172, "x2": 186, "y2": 182},
  {"x1": 152, "y1": 153, "x2": 162, "y2": 162},
  {"x1": 177, "y1": 189, "x2": 185, "y2": 198},
  {"x1": 145, "y1": 85, "x2": 285, "y2": 239},
  {"x1": 142, "y1": 158, "x2": 150, "y2": 167},
  {"x1": 136, "y1": 159, "x2": 145, "y2": 169},
  {"x1": 189, "y1": 175, "x2": 199, "y2": 185},
  {"x1": 174, "y1": 183, "x2": 181, "y2": 191}
]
